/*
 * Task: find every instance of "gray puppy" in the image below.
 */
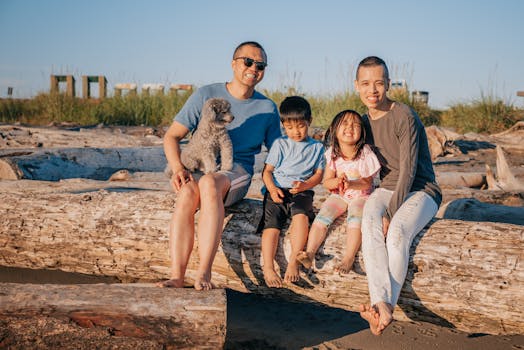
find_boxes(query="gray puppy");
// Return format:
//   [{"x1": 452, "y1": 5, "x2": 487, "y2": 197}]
[{"x1": 180, "y1": 98, "x2": 234, "y2": 174}]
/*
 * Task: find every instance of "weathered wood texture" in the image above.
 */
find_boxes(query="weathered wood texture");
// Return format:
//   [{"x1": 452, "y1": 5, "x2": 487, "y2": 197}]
[
  {"x1": 0, "y1": 283, "x2": 226, "y2": 349},
  {"x1": 0, "y1": 182, "x2": 522, "y2": 335},
  {"x1": 0, "y1": 147, "x2": 166, "y2": 180}
]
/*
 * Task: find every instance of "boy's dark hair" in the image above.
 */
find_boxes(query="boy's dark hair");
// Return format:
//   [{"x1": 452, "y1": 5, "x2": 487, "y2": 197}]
[
  {"x1": 233, "y1": 41, "x2": 267, "y2": 61},
  {"x1": 324, "y1": 109, "x2": 366, "y2": 160},
  {"x1": 356, "y1": 56, "x2": 389, "y2": 81},
  {"x1": 279, "y1": 96, "x2": 312, "y2": 124}
]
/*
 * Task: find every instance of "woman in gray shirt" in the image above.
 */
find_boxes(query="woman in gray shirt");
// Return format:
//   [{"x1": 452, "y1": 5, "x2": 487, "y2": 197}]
[{"x1": 354, "y1": 56, "x2": 442, "y2": 335}]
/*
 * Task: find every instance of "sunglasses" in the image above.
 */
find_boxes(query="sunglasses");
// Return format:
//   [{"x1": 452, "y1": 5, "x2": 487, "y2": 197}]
[{"x1": 234, "y1": 57, "x2": 267, "y2": 71}]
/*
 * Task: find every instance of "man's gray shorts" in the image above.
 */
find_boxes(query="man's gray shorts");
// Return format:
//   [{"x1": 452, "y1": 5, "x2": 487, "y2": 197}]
[{"x1": 191, "y1": 163, "x2": 251, "y2": 207}]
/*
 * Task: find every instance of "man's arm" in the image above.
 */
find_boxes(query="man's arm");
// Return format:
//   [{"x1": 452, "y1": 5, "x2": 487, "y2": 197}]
[{"x1": 164, "y1": 121, "x2": 191, "y2": 191}]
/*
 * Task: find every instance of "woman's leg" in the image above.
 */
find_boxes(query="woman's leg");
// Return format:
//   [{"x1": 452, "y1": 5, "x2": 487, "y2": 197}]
[
  {"x1": 360, "y1": 188, "x2": 392, "y2": 334},
  {"x1": 361, "y1": 188, "x2": 393, "y2": 304},
  {"x1": 386, "y1": 191, "x2": 438, "y2": 306}
]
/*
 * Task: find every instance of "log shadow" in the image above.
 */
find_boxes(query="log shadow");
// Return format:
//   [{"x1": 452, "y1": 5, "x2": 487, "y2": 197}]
[
  {"x1": 398, "y1": 219, "x2": 455, "y2": 329},
  {"x1": 225, "y1": 288, "x2": 367, "y2": 350},
  {"x1": 221, "y1": 199, "x2": 314, "y2": 291}
]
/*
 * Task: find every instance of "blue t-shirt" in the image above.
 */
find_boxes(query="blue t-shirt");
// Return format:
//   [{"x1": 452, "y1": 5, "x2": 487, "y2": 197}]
[
  {"x1": 174, "y1": 83, "x2": 282, "y2": 175},
  {"x1": 265, "y1": 136, "x2": 325, "y2": 189}
]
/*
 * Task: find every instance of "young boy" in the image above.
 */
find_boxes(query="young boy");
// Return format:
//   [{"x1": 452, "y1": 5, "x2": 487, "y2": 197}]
[{"x1": 258, "y1": 96, "x2": 325, "y2": 288}]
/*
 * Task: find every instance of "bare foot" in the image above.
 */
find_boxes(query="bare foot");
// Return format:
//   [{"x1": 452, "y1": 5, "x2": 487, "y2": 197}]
[
  {"x1": 296, "y1": 251, "x2": 314, "y2": 270},
  {"x1": 284, "y1": 260, "x2": 300, "y2": 283},
  {"x1": 194, "y1": 271, "x2": 213, "y2": 291},
  {"x1": 156, "y1": 278, "x2": 185, "y2": 288},
  {"x1": 263, "y1": 267, "x2": 283, "y2": 288},
  {"x1": 376, "y1": 302, "x2": 394, "y2": 332},
  {"x1": 334, "y1": 256, "x2": 355, "y2": 274},
  {"x1": 359, "y1": 304, "x2": 382, "y2": 335}
]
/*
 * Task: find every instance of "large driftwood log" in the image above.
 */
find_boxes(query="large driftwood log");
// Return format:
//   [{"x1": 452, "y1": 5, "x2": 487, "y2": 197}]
[
  {"x1": 437, "y1": 198, "x2": 524, "y2": 224},
  {"x1": 0, "y1": 283, "x2": 226, "y2": 349},
  {"x1": 0, "y1": 181, "x2": 522, "y2": 335},
  {"x1": 0, "y1": 147, "x2": 166, "y2": 180}
]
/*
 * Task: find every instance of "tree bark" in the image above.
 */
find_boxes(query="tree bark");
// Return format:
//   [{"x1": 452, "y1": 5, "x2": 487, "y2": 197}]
[
  {"x1": 0, "y1": 181, "x2": 522, "y2": 335},
  {"x1": 0, "y1": 283, "x2": 226, "y2": 349}
]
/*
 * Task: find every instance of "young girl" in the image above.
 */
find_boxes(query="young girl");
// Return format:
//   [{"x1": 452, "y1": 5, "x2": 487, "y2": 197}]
[{"x1": 297, "y1": 110, "x2": 380, "y2": 274}]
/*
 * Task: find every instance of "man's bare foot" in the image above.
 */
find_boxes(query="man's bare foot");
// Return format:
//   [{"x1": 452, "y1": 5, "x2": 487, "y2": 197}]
[
  {"x1": 194, "y1": 271, "x2": 213, "y2": 291},
  {"x1": 296, "y1": 251, "x2": 313, "y2": 270},
  {"x1": 263, "y1": 267, "x2": 283, "y2": 288},
  {"x1": 284, "y1": 260, "x2": 300, "y2": 283},
  {"x1": 359, "y1": 304, "x2": 382, "y2": 335},
  {"x1": 334, "y1": 256, "x2": 355, "y2": 274},
  {"x1": 376, "y1": 301, "x2": 394, "y2": 332},
  {"x1": 156, "y1": 278, "x2": 185, "y2": 288}
]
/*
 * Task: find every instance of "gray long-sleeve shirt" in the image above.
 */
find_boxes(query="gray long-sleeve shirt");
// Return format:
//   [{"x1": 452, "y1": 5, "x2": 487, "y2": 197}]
[{"x1": 363, "y1": 102, "x2": 442, "y2": 220}]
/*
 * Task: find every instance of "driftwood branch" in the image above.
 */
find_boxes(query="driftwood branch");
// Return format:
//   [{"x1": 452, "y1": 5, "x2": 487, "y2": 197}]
[
  {"x1": 0, "y1": 283, "x2": 226, "y2": 349},
  {"x1": 0, "y1": 180, "x2": 522, "y2": 335}
]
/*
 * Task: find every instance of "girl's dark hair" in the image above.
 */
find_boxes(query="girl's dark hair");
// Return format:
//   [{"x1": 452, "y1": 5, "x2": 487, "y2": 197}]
[{"x1": 323, "y1": 109, "x2": 366, "y2": 160}]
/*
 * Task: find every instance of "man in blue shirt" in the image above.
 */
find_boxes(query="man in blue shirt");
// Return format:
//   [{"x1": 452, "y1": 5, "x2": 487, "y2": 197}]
[{"x1": 158, "y1": 41, "x2": 282, "y2": 290}]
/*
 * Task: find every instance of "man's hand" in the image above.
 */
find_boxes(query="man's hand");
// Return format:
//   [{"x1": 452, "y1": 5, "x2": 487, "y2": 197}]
[{"x1": 171, "y1": 168, "x2": 193, "y2": 192}]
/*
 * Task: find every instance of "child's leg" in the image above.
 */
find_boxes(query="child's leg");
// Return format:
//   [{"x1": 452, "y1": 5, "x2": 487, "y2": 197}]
[
  {"x1": 297, "y1": 194, "x2": 347, "y2": 269},
  {"x1": 335, "y1": 226, "x2": 361, "y2": 274},
  {"x1": 261, "y1": 227, "x2": 283, "y2": 288},
  {"x1": 284, "y1": 213, "x2": 309, "y2": 283},
  {"x1": 335, "y1": 197, "x2": 366, "y2": 274}
]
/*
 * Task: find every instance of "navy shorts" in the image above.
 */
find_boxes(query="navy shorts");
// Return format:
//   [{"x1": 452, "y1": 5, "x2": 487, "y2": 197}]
[{"x1": 257, "y1": 188, "x2": 315, "y2": 232}]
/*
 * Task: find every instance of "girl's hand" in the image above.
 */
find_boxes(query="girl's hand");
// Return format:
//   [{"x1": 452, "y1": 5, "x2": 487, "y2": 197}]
[{"x1": 337, "y1": 176, "x2": 347, "y2": 194}]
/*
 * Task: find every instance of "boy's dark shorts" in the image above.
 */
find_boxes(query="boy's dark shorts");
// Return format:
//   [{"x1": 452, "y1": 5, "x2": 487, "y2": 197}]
[{"x1": 257, "y1": 188, "x2": 315, "y2": 232}]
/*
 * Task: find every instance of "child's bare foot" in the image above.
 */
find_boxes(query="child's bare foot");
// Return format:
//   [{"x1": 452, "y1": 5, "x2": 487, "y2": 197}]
[
  {"x1": 296, "y1": 251, "x2": 313, "y2": 270},
  {"x1": 284, "y1": 260, "x2": 300, "y2": 283},
  {"x1": 359, "y1": 303, "x2": 382, "y2": 335},
  {"x1": 156, "y1": 278, "x2": 185, "y2": 288},
  {"x1": 263, "y1": 267, "x2": 283, "y2": 288},
  {"x1": 194, "y1": 271, "x2": 213, "y2": 291},
  {"x1": 376, "y1": 302, "x2": 394, "y2": 332},
  {"x1": 334, "y1": 256, "x2": 355, "y2": 274}
]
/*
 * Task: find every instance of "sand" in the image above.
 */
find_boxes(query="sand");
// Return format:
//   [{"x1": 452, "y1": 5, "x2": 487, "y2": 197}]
[{"x1": 1, "y1": 266, "x2": 523, "y2": 350}]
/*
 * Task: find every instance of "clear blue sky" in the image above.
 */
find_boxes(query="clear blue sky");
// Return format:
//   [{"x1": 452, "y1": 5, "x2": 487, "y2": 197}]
[{"x1": 1, "y1": 0, "x2": 523, "y2": 109}]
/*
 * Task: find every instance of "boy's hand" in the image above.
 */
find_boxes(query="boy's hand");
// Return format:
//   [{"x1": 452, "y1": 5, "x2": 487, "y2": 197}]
[
  {"x1": 269, "y1": 188, "x2": 285, "y2": 203},
  {"x1": 289, "y1": 181, "x2": 307, "y2": 194}
]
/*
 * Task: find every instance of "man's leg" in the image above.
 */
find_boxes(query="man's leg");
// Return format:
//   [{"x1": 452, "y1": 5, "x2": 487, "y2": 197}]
[
  {"x1": 157, "y1": 181, "x2": 200, "y2": 288},
  {"x1": 194, "y1": 173, "x2": 231, "y2": 290}
]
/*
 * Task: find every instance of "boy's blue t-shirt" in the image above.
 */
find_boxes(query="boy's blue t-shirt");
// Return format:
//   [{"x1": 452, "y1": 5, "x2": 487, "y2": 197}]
[
  {"x1": 265, "y1": 136, "x2": 325, "y2": 189},
  {"x1": 174, "y1": 83, "x2": 282, "y2": 175}
]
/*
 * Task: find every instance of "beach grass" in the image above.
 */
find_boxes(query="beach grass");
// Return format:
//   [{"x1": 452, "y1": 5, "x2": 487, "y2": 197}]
[{"x1": 0, "y1": 89, "x2": 520, "y2": 133}]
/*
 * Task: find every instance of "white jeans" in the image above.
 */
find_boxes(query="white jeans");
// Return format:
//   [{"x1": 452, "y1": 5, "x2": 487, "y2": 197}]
[{"x1": 361, "y1": 188, "x2": 438, "y2": 306}]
